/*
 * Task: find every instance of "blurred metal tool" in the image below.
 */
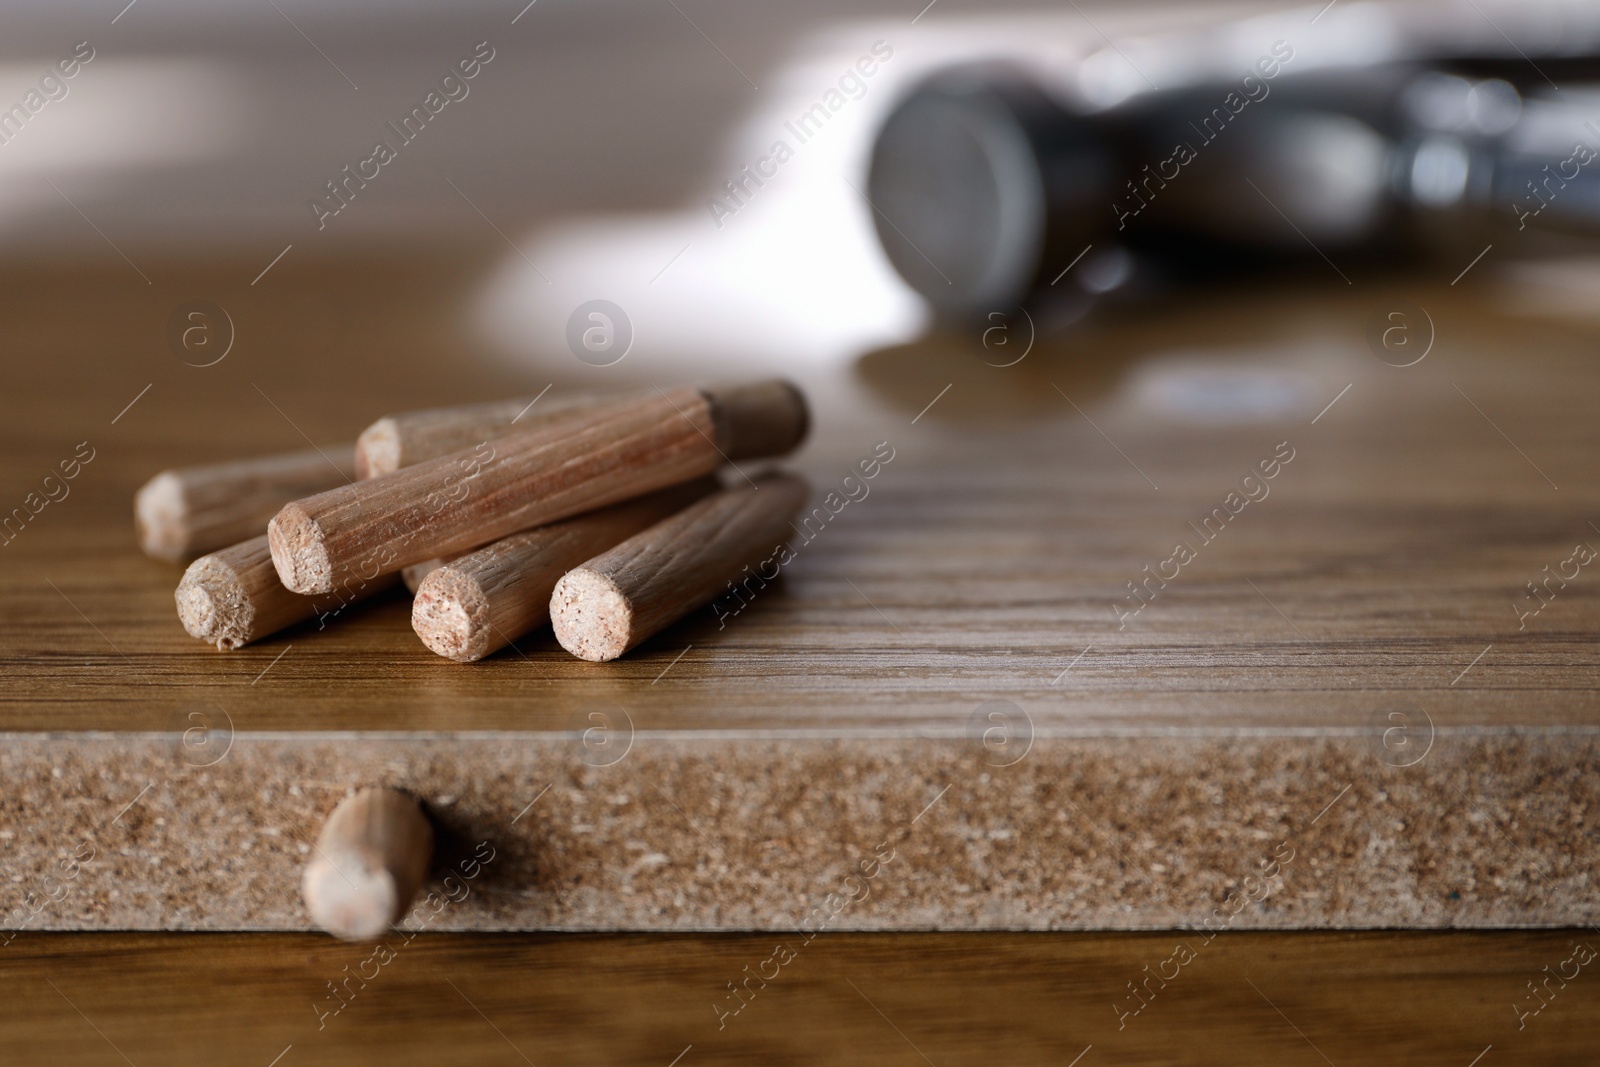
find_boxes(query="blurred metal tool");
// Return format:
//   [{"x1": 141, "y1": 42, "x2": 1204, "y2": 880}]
[{"x1": 868, "y1": 55, "x2": 1600, "y2": 324}]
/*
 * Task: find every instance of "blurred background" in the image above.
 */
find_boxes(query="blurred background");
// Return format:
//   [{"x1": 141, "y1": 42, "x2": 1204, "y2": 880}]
[
  {"x1": 3, "y1": 0, "x2": 1598, "y2": 385},
  {"x1": 0, "y1": 0, "x2": 994, "y2": 372},
  {"x1": 12, "y1": 0, "x2": 1596, "y2": 381}
]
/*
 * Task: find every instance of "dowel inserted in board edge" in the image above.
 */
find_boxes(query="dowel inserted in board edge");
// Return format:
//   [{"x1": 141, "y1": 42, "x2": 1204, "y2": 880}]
[{"x1": 302, "y1": 787, "x2": 434, "y2": 941}]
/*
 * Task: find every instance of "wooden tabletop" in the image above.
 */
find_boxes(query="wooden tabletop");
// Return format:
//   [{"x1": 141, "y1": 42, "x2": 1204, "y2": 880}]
[
  {"x1": 5, "y1": 930, "x2": 1598, "y2": 1066},
  {"x1": 2, "y1": 256, "x2": 1596, "y2": 735}
]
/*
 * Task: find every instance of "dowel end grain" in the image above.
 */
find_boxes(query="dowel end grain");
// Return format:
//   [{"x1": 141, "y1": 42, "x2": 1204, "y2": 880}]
[
  {"x1": 175, "y1": 555, "x2": 253, "y2": 650},
  {"x1": 134, "y1": 446, "x2": 357, "y2": 562},
  {"x1": 704, "y1": 379, "x2": 809, "y2": 460},
  {"x1": 134, "y1": 471, "x2": 187, "y2": 561},
  {"x1": 304, "y1": 855, "x2": 404, "y2": 942},
  {"x1": 268, "y1": 504, "x2": 332, "y2": 595},
  {"x1": 411, "y1": 569, "x2": 492, "y2": 662},
  {"x1": 550, "y1": 568, "x2": 634, "y2": 662},
  {"x1": 302, "y1": 788, "x2": 434, "y2": 941}
]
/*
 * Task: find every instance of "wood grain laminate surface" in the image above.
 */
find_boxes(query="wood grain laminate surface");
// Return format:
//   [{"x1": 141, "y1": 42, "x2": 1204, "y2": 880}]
[
  {"x1": 0, "y1": 259, "x2": 1595, "y2": 735},
  {"x1": 2, "y1": 931, "x2": 1598, "y2": 1065}
]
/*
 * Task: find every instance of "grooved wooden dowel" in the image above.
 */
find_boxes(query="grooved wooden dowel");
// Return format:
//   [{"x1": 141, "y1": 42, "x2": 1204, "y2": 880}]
[
  {"x1": 354, "y1": 392, "x2": 622, "y2": 479},
  {"x1": 412, "y1": 478, "x2": 719, "y2": 662},
  {"x1": 174, "y1": 535, "x2": 398, "y2": 650},
  {"x1": 550, "y1": 472, "x2": 809, "y2": 662},
  {"x1": 302, "y1": 787, "x2": 434, "y2": 942},
  {"x1": 135, "y1": 446, "x2": 354, "y2": 562},
  {"x1": 269, "y1": 380, "x2": 807, "y2": 596}
]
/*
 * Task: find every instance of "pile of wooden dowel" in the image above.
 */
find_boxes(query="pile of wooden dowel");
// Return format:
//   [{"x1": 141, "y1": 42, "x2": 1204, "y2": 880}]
[{"x1": 138, "y1": 381, "x2": 810, "y2": 663}]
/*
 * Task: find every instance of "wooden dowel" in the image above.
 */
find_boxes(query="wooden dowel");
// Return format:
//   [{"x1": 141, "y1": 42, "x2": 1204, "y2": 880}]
[
  {"x1": 412, "y1": 478, "x2": 719, "y2": 662},
  {"x1": 135, "y1": 446, "x2": 354, "y2": 562},
  {"x1": 359, "y1": 393, "x2": 654, "y2": 584},
  {"x1": 550, "y1": 472, "x2": 809, "y2": 662},
  {"x1": 354, "y1": 392, "x2": 622, "y2": 479},
  {"x1": 302, "y1": 787, "x2": 434, "y2": 941},
  {"x1": 174, "y1": 534, "x2": 398, "y2": 650},
  {"x1": 269, "y1": 380, "x2": 807, "y2": 596}
]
